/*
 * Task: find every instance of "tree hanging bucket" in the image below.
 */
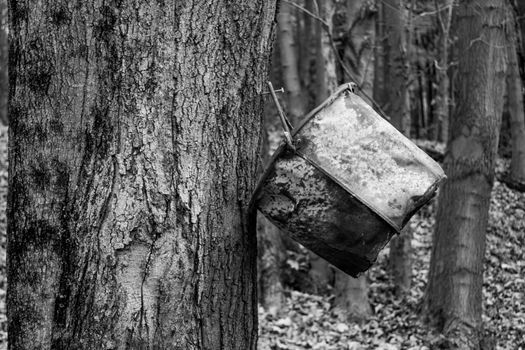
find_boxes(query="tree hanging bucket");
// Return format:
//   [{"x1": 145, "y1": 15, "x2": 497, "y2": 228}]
[{"x1": 253, "y1": 83, "x2": 446, "y2": 277}]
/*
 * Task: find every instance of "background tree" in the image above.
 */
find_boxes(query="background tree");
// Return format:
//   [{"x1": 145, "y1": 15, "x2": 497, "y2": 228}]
[
  {"x1": 306, "y1": 0, "x2": 337, "y2": 294},
  {"x1": 7, "y1": 1, "x2": 277, "y2": 349},
  {"x1": 433, "y1": 0, "x2": 454, "y2": 143},
  {"x1": 379, "y1": 0, "x2": 413, "y2": 295},
  {"x1": 0, "y1": 0, "x2": 6, "y2": 126},
  {"x1": 507, "y1": 1, "x2": 525, "y2": 186},
  {"x1": 278, "y1": 0, "x2": 307, "y2": 125},
  {"x1": 332, "y1": 0, "x2": 377, "y2": 321},
  {"x1": 423, "y1": 0, "x2": 508, "y2": 348}
]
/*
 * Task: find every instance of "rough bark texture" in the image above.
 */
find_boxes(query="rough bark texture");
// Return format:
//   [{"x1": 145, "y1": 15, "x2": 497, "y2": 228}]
[
  {"x1": 278, "y1": 1, "x2": 306, "y2": 125},
  {"x1": 7, "y1": 1, "x2": 277, "y2": 349},
  {"x1": 507, "y1": 4, "x2": 525, "y2": 184},
  {"x1": 423, "y1": 1, "x2": 507, "y2": 348}
]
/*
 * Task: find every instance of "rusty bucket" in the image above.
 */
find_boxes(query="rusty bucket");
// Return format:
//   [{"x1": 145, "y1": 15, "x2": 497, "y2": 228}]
[{"x1": 253, "y1": 83, "x2": 446, "y2": 277}]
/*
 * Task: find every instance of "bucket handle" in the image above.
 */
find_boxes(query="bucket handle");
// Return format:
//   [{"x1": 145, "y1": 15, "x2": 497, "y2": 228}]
[{"x1": 266, "y1": 81, "x2": 296, "y2": 151}]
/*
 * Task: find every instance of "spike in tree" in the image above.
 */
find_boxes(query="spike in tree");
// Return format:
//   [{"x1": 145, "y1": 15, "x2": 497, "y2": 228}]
[{"x1": 423, "y1": 0, "x2": 507, "y2": 348}]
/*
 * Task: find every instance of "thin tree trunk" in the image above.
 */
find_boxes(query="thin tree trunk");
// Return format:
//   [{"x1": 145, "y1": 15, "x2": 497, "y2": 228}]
[
  {"x1": 373, "y1": 0, "x2": 385, "y2": 106},
  {"x1": 332, "y1": 0, "x2": 376, "y2": 321},
  {"x1": 315, "y1": 0, "x2": 337, "y2": 105},
  {"x1": 307, "y1": 0, "x2": 338, "y2": 294},
  {"x1": 278, "y1": 1, "x2": 307, "y2": 125},
  {"x1": 382, "y1": 0, "x2": 413, "y2": 295},
  {"x1": 7, "y1": 2, "x2": 278, "y2": 349},
  {"x1": 257, "y1": 213, "x2": 285, "y2": 317},
  {"x1": 0, "y1": 0, "x2": 6, "y2": 126},
  {"x1": 423, "y1": 1, "x2": 507, "y2": 348},
  {"x1": 507, "y1": 3, "x2": 525, "y2": 184},
  {"x1": 434, "y1": 0, "x2": 454, "y2": 143},
  {"x1": 382, "y1": 0, "x2": 410, "y2": 135},
  {"x1": 298, "y1": 0, "x2": 318, "y2": 112}
]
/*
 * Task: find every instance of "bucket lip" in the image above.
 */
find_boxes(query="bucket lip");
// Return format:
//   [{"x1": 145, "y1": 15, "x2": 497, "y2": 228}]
[{"x1": 291, "y1": 83, "x2": 355, "y2": 138}]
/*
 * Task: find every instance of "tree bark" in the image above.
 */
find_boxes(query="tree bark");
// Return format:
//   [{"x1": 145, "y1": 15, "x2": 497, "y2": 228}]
[
  {"x1": 7, "y1": 1, "x2": 277, "y2": 349},
  {"x1": 507, "y1": 3, "x2": 525, "y2": 184},
  {"x1": 423, "y1": 1, "x2": 507, "y2": 348}
]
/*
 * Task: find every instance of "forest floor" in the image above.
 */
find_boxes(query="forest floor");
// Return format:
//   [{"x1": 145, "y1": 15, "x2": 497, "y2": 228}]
[
  {"x1": 0, "y1": 125, "x2": 524, "y2": 349},
  {"x1": 258, "y1": 159, "x2": 525, "y2": 350}
]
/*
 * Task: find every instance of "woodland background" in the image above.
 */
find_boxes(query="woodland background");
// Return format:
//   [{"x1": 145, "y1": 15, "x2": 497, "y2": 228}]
[{"x1": 0, "y1": 0, "x2": 524, "y2": 349}]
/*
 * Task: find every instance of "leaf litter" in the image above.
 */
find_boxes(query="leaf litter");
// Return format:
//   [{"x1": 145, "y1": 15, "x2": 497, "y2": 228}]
[{"x1": 258, "y1": 159, "x2": 525, "y2": 350}]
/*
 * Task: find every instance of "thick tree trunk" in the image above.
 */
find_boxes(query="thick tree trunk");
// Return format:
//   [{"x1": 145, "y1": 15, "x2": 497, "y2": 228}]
[
  {"x1": 382, "y1": 0, "x2": 413, "y2": 295},
  {"x1": 507, "y1": 4, "x2": 525, "y2": 184},
  {"x1": 307, "y1": 0, "x2": 337, "y2": 294},
  {"x1": 7, "y1": 1, "x2": 277, "y2": 349},
  {"x1": 423, "y1": 1, "x2": 507, "y2": 348},
  {"x1": 332, "y1": 0, "x2": 376, "y2": 321},
  {"x1": 278, "y1": 1, "x2": 306, "y2": 125}
]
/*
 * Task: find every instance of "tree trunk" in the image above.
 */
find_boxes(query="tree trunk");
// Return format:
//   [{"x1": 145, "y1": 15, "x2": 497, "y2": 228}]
[
  {"x1": 298, "y1": 0, "x2": 317, "y2": 112},
  {"x1": 332, "y1": 0, "x2": 376, "y2": 321},
  {"x1": 507, "y1": 3, "x2": 525, "y2": 184},
  {"x1": 382, "y1": 0, "x2": 413, "y2": 295},
  {"x1": 434, "y1": 0, "x2": 454, "y2": 143},
  {"x1": 7, "y1": 1, "x2": 277, "y2": 349},
  {"x1": 382, "y1": 0, "x2": 410, "y2": 135},
  {"x1": 315, "y1": 0, "x2": 337, "y2": 105},
  {"x1": 0, "y1": 0, "x2": 6, "y2": 126},
  {"x1": 257, "y1": 213, "x2": 285, "y2": 317},
  {"x1": 423, "y1": 1, "x2": 507, "y2": 348},
  {"x1": 278, "y1": 0, "x2": 306, "y2": 125},
  {"x1": 307, "y1": 0, "x2": 337, "y2": 294}
]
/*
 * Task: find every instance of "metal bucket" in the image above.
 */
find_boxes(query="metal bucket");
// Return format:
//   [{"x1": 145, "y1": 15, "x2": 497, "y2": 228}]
[{"x1": 253, "y1": 83, "x2": 446, "y2": 277}]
